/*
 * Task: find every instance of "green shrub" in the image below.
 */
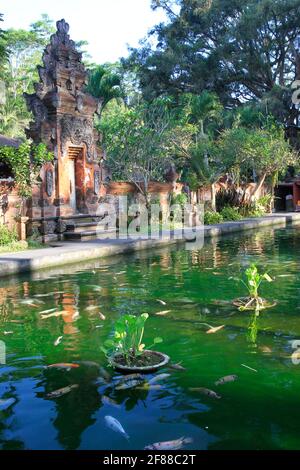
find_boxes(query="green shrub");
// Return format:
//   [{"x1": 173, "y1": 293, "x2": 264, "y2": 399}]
[
  {"x1": 220, "y1": 206, "x2": 242, "y2": 221},
  {"x1": 0, "y1": 224, "x2": 18, "y2": 245},
  {"x1": 204, "y1": 211, "x2": 223, "y2": 225},
  {"x1": 171, "y1": 193, "x2": 188, "y2": 207},
  {"x1": 240, "y1": 194, "x2": 272, "y2": 218},
  {"x1": 101, "y1": 313, "x2": 163, "y2": 366}
]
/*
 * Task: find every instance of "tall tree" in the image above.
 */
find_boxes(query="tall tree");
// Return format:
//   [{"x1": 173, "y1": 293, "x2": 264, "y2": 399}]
[
  {"x1": 86, "y1": 64, "x2": 124, "y2": 115},
  {"x1": 126, "y1": 0, "x2": 300, "y2": 125},
  {"x1": 0, "y1": 13, "x2": 7, "y2": 70}
]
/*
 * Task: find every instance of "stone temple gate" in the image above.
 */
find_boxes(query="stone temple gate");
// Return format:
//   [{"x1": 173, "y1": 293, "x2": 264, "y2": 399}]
[{"x1": 25, "y1": 19, "x2": 110, "y2": 240}]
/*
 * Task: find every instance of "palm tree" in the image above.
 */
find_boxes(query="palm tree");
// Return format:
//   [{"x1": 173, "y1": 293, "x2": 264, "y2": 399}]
[
  {"x1": 0, "y1": 95, "x2": 29, "y2": 137},
  {"x1": 86, "y1": 64, "x2": 124, "y2": 115},
  {"x1": 0, "y1": 13, "x2": 8, "y2": 69}
]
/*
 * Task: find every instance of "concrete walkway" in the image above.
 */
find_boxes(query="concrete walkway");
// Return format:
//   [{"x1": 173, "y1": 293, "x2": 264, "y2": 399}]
[{"x1": 0, "y1": 212, "x2": 299, "y2": 278}]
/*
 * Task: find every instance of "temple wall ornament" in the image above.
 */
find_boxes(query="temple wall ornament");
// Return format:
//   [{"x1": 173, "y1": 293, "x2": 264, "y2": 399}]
[
  {"x1": 94, "y1": 171, "x2": 101, "y2": 195},
  {"x1": 45, "y1": 170, "x2": 54, "y2": 197}
]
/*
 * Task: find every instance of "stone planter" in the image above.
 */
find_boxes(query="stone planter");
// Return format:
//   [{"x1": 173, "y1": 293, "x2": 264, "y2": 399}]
[{"x1": 110, "y1": 350, "x2": 170, "y2": 373}]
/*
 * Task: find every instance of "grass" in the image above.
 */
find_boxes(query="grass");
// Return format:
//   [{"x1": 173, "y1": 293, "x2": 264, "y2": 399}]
[{"x1": 0, "y1": 239, "x2": 46, "y2": 254}]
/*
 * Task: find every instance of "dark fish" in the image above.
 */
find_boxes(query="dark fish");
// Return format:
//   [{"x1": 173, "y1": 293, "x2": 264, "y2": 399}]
[
  {"x1": 115, "y1": 379, "x2": 142, "y2": 390},
  {"x1": 206, "y1": 325, "x2": 225, "y2": 334},
  {"x1": 215, "y1": 374, "x2": 238, "y2": 386},
  {"x1": 169, "y1": 363, "x2": 186, "y2": 371},
  {"x1": 149, "y1": 373, "x2": 170, "y2": 384},
  {"x1": 145, "y1": 437, "x2": 193, "y2": 450},
  {"x1": 46, "y1": 384, "x2": 79, "y2": 398},
  {"x1": 189, "y1": 387, "x2": 221, "y2": 399},
  {"x1": 47, "y1": 363, "x2": 80, "y2": 370}
]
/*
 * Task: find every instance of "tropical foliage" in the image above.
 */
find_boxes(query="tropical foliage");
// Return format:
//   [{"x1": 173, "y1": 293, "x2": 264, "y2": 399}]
[
  {"x1": 0, "y1": 142, "x2": 53, "y2": 197},
  {"x1": 102, "y1": 313, "x2": 163, "y2": 366}
]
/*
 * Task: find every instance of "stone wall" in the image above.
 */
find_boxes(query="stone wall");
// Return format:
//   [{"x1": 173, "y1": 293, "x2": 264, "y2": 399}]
[{"x1": 0, "y1": 180, "x2": 22, "y2": 229}]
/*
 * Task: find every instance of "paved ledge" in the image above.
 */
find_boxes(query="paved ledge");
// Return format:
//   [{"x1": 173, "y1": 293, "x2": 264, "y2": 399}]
[{"x1": 0, "y1": 212, "x2": 298, "y2": 278}]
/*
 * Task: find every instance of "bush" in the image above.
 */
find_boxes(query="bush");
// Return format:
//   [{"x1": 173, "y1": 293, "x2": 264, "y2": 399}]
[
  {"x1": 171, "y1": 193, "x2": 188, "y2": 207},
  {"x1": 204, "y1": 211, "x2": 223, "y2": 225},
  {"x1": 220, "y1": 206, "x2": 242, "y2": 221},
  {"x1": 0, "y1": 223, "x2": 18, "y2": 245},
  {"x1": 240, "y1": 195, "x2": 271, "y2": 218}
]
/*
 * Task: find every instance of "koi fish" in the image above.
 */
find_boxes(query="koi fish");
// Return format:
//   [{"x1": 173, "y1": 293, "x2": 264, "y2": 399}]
[
  {"x1": 39, "y1": 308, "x2": 57, "y2": 315},
  {"x1": 156, "y1": 299, "x2": 167, "y2": 306},
  {"x1": 41, "y1": 311, "x2": 68, "y2": 319},
  {"x1": 215, "y1": 375, "x2": 238, "y2": 386},
  {"x1": 0, "y1": 398, "x2": 16, "y2": 411},
  {"x1": 99, "y1": 312, "x2": 106, "y2": 320},
  {"x1": 47, "y1": 363, "x2": 80, "y2": 370},
  {"x1": 169, "y1": 363, "x2": 186, "y2": 371},
  {"x1": 115, "y1": 271, "x2": 126, "y2": 275},
  {"x1": 3, "y1": 331, "x2": 13, "y2": 335},
  {"x1": 85, "y1": 305, "x2": 99, "y2": 312},
  {"x1": 72, "y1": 311, "x2": 80, "y2": 321},
  {"x1": 136, "y1": 384, "x2": 162, "y2": 391},
  {"x1": 46, "y1": 384, "x2": 79, "y2": 398},
  {"x1": 115, "y1": 379, "x2": 142, "y2": 390},
  {"x1": 87, "y1": 285, "x2": 102, "y2": 292},
  {"x1": 116, "y1": 373, "x2": 144, "y2": 383},
  {"x1": 145, "y1": 436, "x2": 193, "y2": 450},
  {"x1": 54, "y1": 336, "x2": 63, "y2": 346},
  {"x1": 149, "y1": 373, "x2": 170, "y2": 384},
  {"x1": 206, "y1": 325, "x2": 225, "y2": 334},
  {"x1": 155, "y1": 310, "x2": 171, "y2": 316},
  {"x1": 20, "y1": 298, "x2": 44, "y2": 305},
  {"x1": 104, "y1": 415, "x2": 129, "y2": 440},
  {"x1": 189, "y1": 387, "x2": 221, "y2": 399}
]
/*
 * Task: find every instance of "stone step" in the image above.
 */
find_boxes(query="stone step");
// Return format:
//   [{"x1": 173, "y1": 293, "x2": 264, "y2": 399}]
[
  {"x1": 64, "y1": 228, "x2": 117, "y2": 241},
  {"x1": 66, "y1": 221, "x2": 101, "y2": 233},
  {"x1": 60, "y1": 214, "x2": 101, "y2": 221}
]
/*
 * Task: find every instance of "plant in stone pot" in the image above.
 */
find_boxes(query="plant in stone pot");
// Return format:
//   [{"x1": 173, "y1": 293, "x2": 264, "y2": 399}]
[
  {"x1": 233, "y1": 264, "x2": 276, "y2": 311},
  {"x1": 102, "y1": 313, "x2": 169, "y2": 372}
]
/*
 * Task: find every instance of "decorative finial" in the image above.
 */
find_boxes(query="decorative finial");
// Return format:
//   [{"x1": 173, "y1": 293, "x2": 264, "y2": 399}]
[{"x1": 56, "y1": 19, "x2": 69, "y2": 35}]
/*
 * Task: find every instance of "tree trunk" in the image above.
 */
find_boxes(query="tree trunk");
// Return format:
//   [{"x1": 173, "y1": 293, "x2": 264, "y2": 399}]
[
  {"x1": 211, "y1": 183, "x2": 216, "y2": 211},
  {"x1": 250, "y1": 173, "x2": 267, "y2": 201}
]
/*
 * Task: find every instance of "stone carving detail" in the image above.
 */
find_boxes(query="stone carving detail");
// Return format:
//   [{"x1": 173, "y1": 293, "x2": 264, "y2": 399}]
[
  {"x1": 60, "y1": 115, "x2": 94, "y2": 160},
  {"x1": 94, "y1": 171, "x2": 101, "y2": 195},
  {"x1": 46, "y1": 170, "x2": 54, "y2": 197},
  {"x1": 55, "y1": 220, "x2": 67, "y2": 233},
  {"x1": 39, "y1": 220, "x2": 57, "y2": 235}
]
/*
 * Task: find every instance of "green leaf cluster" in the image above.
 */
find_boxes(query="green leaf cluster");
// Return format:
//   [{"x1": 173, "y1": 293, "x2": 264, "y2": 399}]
[{"x1": 102, "y1": 313, "x2": 163, "y2": 365}]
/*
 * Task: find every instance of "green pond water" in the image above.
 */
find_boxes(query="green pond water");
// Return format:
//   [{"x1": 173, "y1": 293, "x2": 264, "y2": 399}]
[{"x1": 1, "y1": 225, "x2": 300, "y2": 450}]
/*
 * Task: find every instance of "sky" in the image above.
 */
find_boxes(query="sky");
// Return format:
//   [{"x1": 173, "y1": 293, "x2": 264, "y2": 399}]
[{"x1": 1, "y1": 0, "x2": 167, "y2": 63}]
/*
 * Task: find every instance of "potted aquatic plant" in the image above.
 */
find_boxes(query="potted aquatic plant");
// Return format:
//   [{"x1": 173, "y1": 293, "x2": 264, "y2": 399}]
[
  {"x1": 102, "y1": 313, "x2": 169, "y2": 372},
  {"x1": 233, "y1": 264, "x2": 276, "y2": 311}
]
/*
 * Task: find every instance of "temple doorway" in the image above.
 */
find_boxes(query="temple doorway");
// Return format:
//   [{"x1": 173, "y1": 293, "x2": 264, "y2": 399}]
[{"x1": 67, "y1": 146, "x2": 84, "y2": 213}]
